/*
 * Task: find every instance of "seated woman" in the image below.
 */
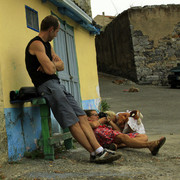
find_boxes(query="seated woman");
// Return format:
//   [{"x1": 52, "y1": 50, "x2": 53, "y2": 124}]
[
  {"x1": 105, "y1": 110, "x2": 148, "y2": 145},
  {"x1": 85, "y1": 110, "x2": 166, "y2": 156}
]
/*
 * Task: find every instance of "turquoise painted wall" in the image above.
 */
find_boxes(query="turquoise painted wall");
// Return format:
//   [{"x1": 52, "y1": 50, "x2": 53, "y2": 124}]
[
  {"x1": 4, "y1": 107, "x2": 41, "y2": 161},
  {"x1": 4, "y1": 98, "x2": 100, "y2": 161},
  {"x1": 82, "y1": 98, "x2": 100, "y2": 111}
]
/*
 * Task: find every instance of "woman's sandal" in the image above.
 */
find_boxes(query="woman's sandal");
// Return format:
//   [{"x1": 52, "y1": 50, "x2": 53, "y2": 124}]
[
  {"x1": 151, "y1": 137, "x2": 166, "y2": 156},
  {"x1": 109, "y1": 143, "x2": 118, "y2": 151}
]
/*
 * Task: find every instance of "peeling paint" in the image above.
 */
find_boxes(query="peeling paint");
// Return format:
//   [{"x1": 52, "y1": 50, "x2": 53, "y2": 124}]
[
  {"x1": 96, "y1": 85, "x2": 100, "y2": 98},
  {"x1": 82, "y1": 98, "x2": 101, "y2": 111},
  {"x1": 4, "y1": 106, "x2": 41, "y2": 161}
]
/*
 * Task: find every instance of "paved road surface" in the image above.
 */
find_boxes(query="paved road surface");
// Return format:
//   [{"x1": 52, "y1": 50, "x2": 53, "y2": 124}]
[
  {"x1": 99, "y1": 73, "x2": 180, "y2": 135},
  {"x1": 0, "y1": 73, "x2": 180, "y2": 180}
]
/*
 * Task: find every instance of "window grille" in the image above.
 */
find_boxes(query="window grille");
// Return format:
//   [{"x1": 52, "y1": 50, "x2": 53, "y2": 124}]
[{"x1": 25, "y1": 5, "x2": 39, "y2": 32}]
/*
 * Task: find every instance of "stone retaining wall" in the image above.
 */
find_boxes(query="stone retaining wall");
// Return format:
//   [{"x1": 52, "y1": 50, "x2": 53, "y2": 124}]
[
  {"x1": 132, "y1": 22, "x2": 180, "y2": 85},
  {"x1": 130, "y1": 5, "x2": 180, "y2": 85},
  {"x1": 95, "y1": 5, "x2": 180, "y2": 85}
]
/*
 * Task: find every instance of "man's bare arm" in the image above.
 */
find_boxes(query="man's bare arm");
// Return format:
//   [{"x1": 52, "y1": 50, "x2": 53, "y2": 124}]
[
  {"x1": 29, "y1": 40, "x2": 56, "y2": 75},
  {"x1": 51, "y1": 47, "x2": 64, "y2": 71}
]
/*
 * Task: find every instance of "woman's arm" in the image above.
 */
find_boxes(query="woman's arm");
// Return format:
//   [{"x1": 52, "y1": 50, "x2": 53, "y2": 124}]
[
  {"x1": 88, "y1": 117, "x2": 107, "y2": 129},
  {"x1": 107, "y1": 117, "x2": 121, "y2": 131}
]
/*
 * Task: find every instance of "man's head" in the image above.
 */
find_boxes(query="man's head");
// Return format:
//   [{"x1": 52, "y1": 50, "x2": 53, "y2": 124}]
[
  {"x1": 40, "y1": 15, "x2": 60, "y2": 41},
  {"x1": 84, "y1": 110, "x2": 99, "y2": 121},
  {"x1": 41, "y1": 15, "x2": 59, "y2": 31}
]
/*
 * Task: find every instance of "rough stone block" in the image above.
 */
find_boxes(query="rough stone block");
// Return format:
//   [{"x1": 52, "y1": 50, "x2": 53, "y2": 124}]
[{"x1": 146, "y1": 75, "x2": 159, "y2": 81}]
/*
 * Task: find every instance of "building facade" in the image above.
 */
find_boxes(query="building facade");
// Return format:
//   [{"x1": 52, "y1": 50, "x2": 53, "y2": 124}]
[
  {"x1": 94, "y1": 13, "x2": 115, "y2": 29},
  {"x1": 0, "y1": 0, "x2": 100, "y2": 162}
]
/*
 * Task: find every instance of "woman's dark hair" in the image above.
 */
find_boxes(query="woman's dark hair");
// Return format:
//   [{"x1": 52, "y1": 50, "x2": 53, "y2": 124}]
[
  {"x1": 40, "y1": 15, "x2": 59, "y2": 31},
  {"x1": 84, "y1": 110, "x2": 96, "y2": 117}
]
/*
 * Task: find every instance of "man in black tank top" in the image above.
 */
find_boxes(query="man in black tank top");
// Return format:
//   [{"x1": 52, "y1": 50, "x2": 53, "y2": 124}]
[{"x1": 25, "y1": 15, "x2": 121, "y2": 163}]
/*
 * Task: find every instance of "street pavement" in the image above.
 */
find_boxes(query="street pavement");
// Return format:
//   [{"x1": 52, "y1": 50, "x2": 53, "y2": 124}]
[
  {"x1": 0, "y1": 73, "x2": 180, "y2": 180},
  {"x1": 98, "y1": 73, "x2": 180, "y2": 136}
]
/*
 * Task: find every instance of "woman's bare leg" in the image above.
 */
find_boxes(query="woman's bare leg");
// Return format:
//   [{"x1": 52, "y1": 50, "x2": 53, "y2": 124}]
[
  {"x1": 114, "y1": 134, "x2": 166, "y2": 154},
  {"x1": 117, "y1": 143, "x2": 127, "y2": 148},
  {"x1": 134, "y1": 134, "x2": 148, "y2": 142},
  {"x1": 117, "y1": 134, "x2": 148, "y2": 148}
]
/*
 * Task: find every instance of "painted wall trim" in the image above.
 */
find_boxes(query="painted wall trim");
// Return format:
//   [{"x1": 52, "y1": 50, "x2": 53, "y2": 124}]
[
  {"x1": 42, "y1": 0, "x2": 100, "y2": 34},
  {"x1": 82, "y1": 98, "x2": 100, "y2": 111}
]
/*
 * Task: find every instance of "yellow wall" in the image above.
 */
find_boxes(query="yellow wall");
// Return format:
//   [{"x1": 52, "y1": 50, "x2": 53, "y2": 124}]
[
  {"x1": 74, "y1": 27, "x2": 100, "y2": 100},
  {"x1": 0, "y1": 0, "x2": 99, "y2": 108}
]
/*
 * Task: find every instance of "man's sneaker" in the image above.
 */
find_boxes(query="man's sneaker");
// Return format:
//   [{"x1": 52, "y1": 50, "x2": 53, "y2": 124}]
[
  {"x1": 104, "y1": 148, "x2": 116, "y2": 155},
  {"x1": 90, "y1": 149, "x2": 121, "y2": 164},
  {"x1": 90, "y1": 155, "x2": 96, "y2": 162}
]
